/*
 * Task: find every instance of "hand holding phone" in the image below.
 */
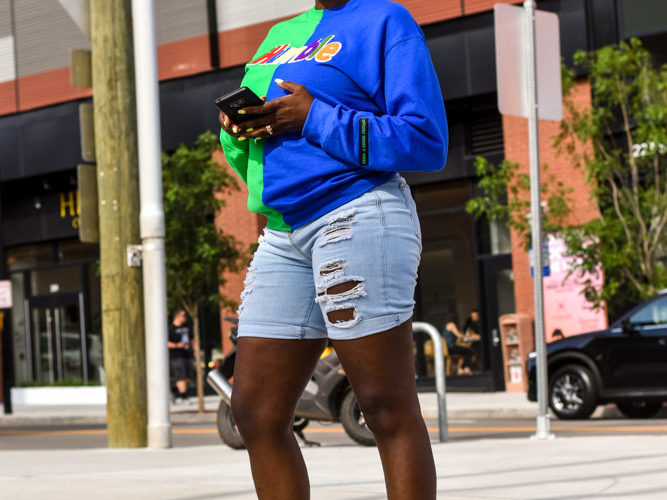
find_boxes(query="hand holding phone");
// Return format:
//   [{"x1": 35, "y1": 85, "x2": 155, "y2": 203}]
[
  {"x1": 216, "y1": 80, "x2": 314, "y2": 140},
  {"x1": 215, "y1": 87, "x2": 264, "y2": 124}
]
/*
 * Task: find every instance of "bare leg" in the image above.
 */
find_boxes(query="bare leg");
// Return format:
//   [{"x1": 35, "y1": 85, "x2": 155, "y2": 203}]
[
  {"x1": 231, "y1": 337, "x2": 327, "y2": 500},
  {"x1": 332, "y1": 320, "x2": 436, "y2": 500}
]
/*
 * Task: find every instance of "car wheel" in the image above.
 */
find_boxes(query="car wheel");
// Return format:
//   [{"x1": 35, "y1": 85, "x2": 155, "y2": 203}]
[
  {"x1": 616, "y1": 401, "x2": 663, "y2": 419},
  {"x1": 549, "y1": 364, "x2": 598, "y2": 420}
]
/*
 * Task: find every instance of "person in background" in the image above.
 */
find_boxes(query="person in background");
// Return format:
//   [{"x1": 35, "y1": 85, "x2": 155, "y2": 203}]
[
  {"x1": 443, "y1": 315, "x2": 480, "y2": 375},
  {"x1": 463, "y1": 308, "x2": 481, "y2": 336},
  {"x1": 168, "y1": 309, "x2": 192, "y2": 402}
]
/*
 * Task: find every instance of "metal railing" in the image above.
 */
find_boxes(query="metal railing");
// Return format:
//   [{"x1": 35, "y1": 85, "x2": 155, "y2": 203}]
[{"x1": 413, "y1": 321, "x2": 448, "y2": 442}]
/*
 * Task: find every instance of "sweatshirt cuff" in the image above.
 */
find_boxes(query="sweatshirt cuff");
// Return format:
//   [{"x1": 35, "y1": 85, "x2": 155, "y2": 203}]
[{"x1": 302, "y1": 98, "x2": 336, "y2": 148}]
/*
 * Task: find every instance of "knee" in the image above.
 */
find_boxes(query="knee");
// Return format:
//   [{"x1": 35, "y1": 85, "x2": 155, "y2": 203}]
[
  {"x1": 231, "y1": 388, "x2": 291, "y2": 442},
  {"x1": 355, "y1": 391, "x2": 422, "y2": 439}
]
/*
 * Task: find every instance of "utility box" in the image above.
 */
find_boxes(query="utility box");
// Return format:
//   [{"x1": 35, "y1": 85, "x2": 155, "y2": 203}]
[{"x1": 499, "y1": 313, "x2": 534, "y2": 392}]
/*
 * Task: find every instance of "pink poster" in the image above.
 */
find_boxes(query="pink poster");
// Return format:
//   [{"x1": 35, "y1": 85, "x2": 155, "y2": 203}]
[{"x1": 543, "y1": 236, "x2": 607, "y2": 342}]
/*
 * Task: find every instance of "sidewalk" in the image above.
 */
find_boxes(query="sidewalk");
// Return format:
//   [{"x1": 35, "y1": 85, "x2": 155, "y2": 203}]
[
  {"x1": 0, "y1": 395, "x2": 221, "y2": 427},
  {"x1": 2, "y1": 391, "x2": 662, "y2": 426},
  {"x1": 1, "y1": 434, "x2": 666, "y2": 499},
  {"x1": 0, "y1": 392, "x2": 536, "y2": 426}
]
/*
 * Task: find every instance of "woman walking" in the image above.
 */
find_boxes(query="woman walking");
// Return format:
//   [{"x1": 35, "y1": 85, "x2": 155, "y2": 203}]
[{"x1": 218, "y1": 0, "x2": 448, "y2": 498}]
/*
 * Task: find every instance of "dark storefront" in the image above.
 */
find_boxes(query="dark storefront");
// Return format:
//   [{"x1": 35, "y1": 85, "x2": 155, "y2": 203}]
[{"x1": 1, "y1": 172, "x2": 101, "y2": 387}]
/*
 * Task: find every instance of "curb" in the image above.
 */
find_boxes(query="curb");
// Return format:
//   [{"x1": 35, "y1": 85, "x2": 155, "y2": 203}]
[
  {"x1": 0, "y1": 408, "x2": 538, "y2": 427},
  {"x1": 3, "y1": 405, "x2": 664, "y2": 428},
  {"x1": 0, "y1": 410, "x2": 218, "y2": 427}
]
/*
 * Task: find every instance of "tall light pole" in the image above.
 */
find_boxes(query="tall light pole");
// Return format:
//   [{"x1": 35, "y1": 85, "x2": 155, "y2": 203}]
[
  {"x1": 131, "y1": 0, "x2": 171, "y2": 449},
  {"x1": 523, "y1": 0, "x2": 553, "y2": 440}
]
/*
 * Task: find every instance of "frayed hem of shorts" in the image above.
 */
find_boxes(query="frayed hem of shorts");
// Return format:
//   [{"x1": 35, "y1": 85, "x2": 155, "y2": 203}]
[
  {"x1": 326, "y1": 311, "x2": 414, "y2": 340},
  {"x1": 238, "y1": 323, "x2": 327, "y2": 340}
]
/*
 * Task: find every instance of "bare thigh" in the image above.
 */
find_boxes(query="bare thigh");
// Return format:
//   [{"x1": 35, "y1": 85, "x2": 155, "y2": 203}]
[
  {"x1": 332, "y1": 321, "x2": 422, "y2": 422},
  {"x1": 232, "y1": 337, "x2": 328, "y2": 427}
]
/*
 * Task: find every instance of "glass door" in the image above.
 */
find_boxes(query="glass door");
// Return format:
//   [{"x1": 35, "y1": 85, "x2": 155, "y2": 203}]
[
  {"x1": 27, "y1": 293, "x2": 86, "y2": 384},
  {"x1": 479, "y1": 254, "x2": 515, "y2": 390},
  {"x1": 31, "y1": 306, "x2": 56, "y2": 384}
]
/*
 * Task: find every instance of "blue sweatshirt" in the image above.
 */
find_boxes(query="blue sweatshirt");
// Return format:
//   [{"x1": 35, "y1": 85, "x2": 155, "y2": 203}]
[{"x1": 220, "y1": 0, "x2": 448, "y2": 231}]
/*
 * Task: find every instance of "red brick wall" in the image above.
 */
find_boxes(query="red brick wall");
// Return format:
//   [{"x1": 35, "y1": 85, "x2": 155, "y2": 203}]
[
  {"x1": 213, "y1": 150, "x2": 262, "y2": 353},
  {"x1": 504, "y1": 80, "x2": 598, "y2": 318},
  {"x1": 463, "y1": 0, "x2": 520, "y2": 15}
]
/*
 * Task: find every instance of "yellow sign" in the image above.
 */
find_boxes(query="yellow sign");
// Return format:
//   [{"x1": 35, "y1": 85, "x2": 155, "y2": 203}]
[{"x1": 60, "y1": 190, "x2": 81, "y2": 228}]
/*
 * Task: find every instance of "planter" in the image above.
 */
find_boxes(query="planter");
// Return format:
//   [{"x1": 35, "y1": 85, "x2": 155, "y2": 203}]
[{"x1": 11, "y1": 386, "x2": 107, "y2": 406}]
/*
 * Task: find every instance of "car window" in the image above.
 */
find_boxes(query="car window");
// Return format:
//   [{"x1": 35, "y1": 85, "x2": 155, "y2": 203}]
[{"x1": 629, "y1": 296, "x2": 667, "y2": 326}]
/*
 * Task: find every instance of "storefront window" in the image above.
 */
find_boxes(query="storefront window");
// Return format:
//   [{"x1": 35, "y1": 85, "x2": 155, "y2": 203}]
[
  {"x1": 4, "y1": 239, "x2": 102, "y2": 386},
  {"x1": 87, "y1": 262, "x2": 103, "y2": 383},
  {"x1": 476, "y1": 217, "x2": 511, "y2": 256},
  {"x1": 57, "y1": 240, "x2": 98, "y2": 263},
  {"x1": 412, "y1": 181, "x2": 481, "y2": 377},
  {"x1": 10, "y1": 272, "x2": 30, "y2": 385},
  {"x1": 619, "y1": 0, "x2": 667, "y2": 38},
  {"x1": 6, "y1": 244, "x2": 53, "y2": 271},
  {"x1": 31, "y1": 266, "x2": 82, "y2": 295},
  {"x1": 495, "y1": 268, "x2": 516, "y2": 317},
  {"x1": 490, "y1": 219, "x2": 511, "y2": 255}
]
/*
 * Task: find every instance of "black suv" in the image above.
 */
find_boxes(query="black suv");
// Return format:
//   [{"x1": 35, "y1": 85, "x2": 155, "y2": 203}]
[{"x1": 527, "y1": 290, "x2": 667, "y2": 419}]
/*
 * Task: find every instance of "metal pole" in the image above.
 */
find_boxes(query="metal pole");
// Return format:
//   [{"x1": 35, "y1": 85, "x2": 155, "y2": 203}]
[
  {"x1": 412, "y1": 322, "x2": 448, "y2": 442},
  {"x1": 131, "y1": 0, "x2": 171, "y2": 448},
  {"x1": 524, "y1": 0, "x2": 554, "y2": 440}
]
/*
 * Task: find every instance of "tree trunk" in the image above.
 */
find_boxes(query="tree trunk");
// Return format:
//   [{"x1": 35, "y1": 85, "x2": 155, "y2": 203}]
[
  {"x1": 91, "y1": 0, "x2": 147, "y2": 447},
  {"x1": 192, "y1": 305, "x2": 205, "y2": 413}
]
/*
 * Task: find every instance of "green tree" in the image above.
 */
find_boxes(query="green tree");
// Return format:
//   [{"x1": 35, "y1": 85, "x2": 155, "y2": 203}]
[
  {"x1": 163, "y1": 131, "x2": 242, "y2": 412},
  {"x1": 467, "y1": 39, "x2": 667, "y2": 319}
]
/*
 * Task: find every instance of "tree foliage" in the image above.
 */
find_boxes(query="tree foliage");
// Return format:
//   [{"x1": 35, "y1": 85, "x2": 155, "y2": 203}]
[
  {"x1": 467, "y1": 39, "x2": 667, "y2": 319},
  {"x1": 162, "y1": 131, "x2": 243, "y2": 410},
  {"x1": 465, "y1": 157, "x2": 574, "y2": 242}
]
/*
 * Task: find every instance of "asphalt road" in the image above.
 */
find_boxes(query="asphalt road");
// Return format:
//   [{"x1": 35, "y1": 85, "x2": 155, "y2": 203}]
[{"x1": 1, "y1": 417, "x2": 666, "y2": 450}]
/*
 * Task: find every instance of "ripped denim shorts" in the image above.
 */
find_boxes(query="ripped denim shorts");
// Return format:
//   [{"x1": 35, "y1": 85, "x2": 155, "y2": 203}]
[{"x1": 237, "y1": 174, "x2": 422, "y2": 341}]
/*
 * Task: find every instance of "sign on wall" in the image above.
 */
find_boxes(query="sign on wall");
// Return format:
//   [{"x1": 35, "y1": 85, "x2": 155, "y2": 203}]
[
  {"x1": 0, "y1": 280, "x2": 12, "y2": 309},
  {"x1": 2, "y1": 189, "x2": 80, "y2": 247},
  {"x1": 543, "y1": 236, "x2": 607, "y2": 341}
]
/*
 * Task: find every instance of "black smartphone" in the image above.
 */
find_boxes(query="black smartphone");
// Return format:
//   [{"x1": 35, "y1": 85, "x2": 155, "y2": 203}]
[{"x1": 214, "y1": 86, "x2": 264, "y2": 123}]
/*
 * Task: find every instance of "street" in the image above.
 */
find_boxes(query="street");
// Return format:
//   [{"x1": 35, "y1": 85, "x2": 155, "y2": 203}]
[
  {"x1": 1, "y1": 432, "x2": 666, "y2": 499},
  {"x1": 2, "y1": 417, "x2": 666, "y2": 450}
]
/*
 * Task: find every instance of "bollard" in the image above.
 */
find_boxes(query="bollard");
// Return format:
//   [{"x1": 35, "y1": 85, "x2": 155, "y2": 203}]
[{"x1": 412, "y1": 321, "x2": 448, "y2": 442}]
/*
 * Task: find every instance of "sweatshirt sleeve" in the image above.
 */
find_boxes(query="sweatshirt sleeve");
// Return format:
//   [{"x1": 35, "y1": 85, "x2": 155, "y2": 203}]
[
  {"x1": 219, "y1": 129, "x2": 250, "y2": 183},
  {"x1": 302, "y1": 35, "x2": 448, "y2": 172}
]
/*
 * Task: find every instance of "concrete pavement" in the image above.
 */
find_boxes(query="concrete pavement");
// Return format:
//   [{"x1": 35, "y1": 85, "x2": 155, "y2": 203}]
[
  {"x1": 1, "y1": 434, "x2": 666, "y2": 499},
  {"x1": 2, "y1": 392, "x2": 667, "y2": 499}
]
